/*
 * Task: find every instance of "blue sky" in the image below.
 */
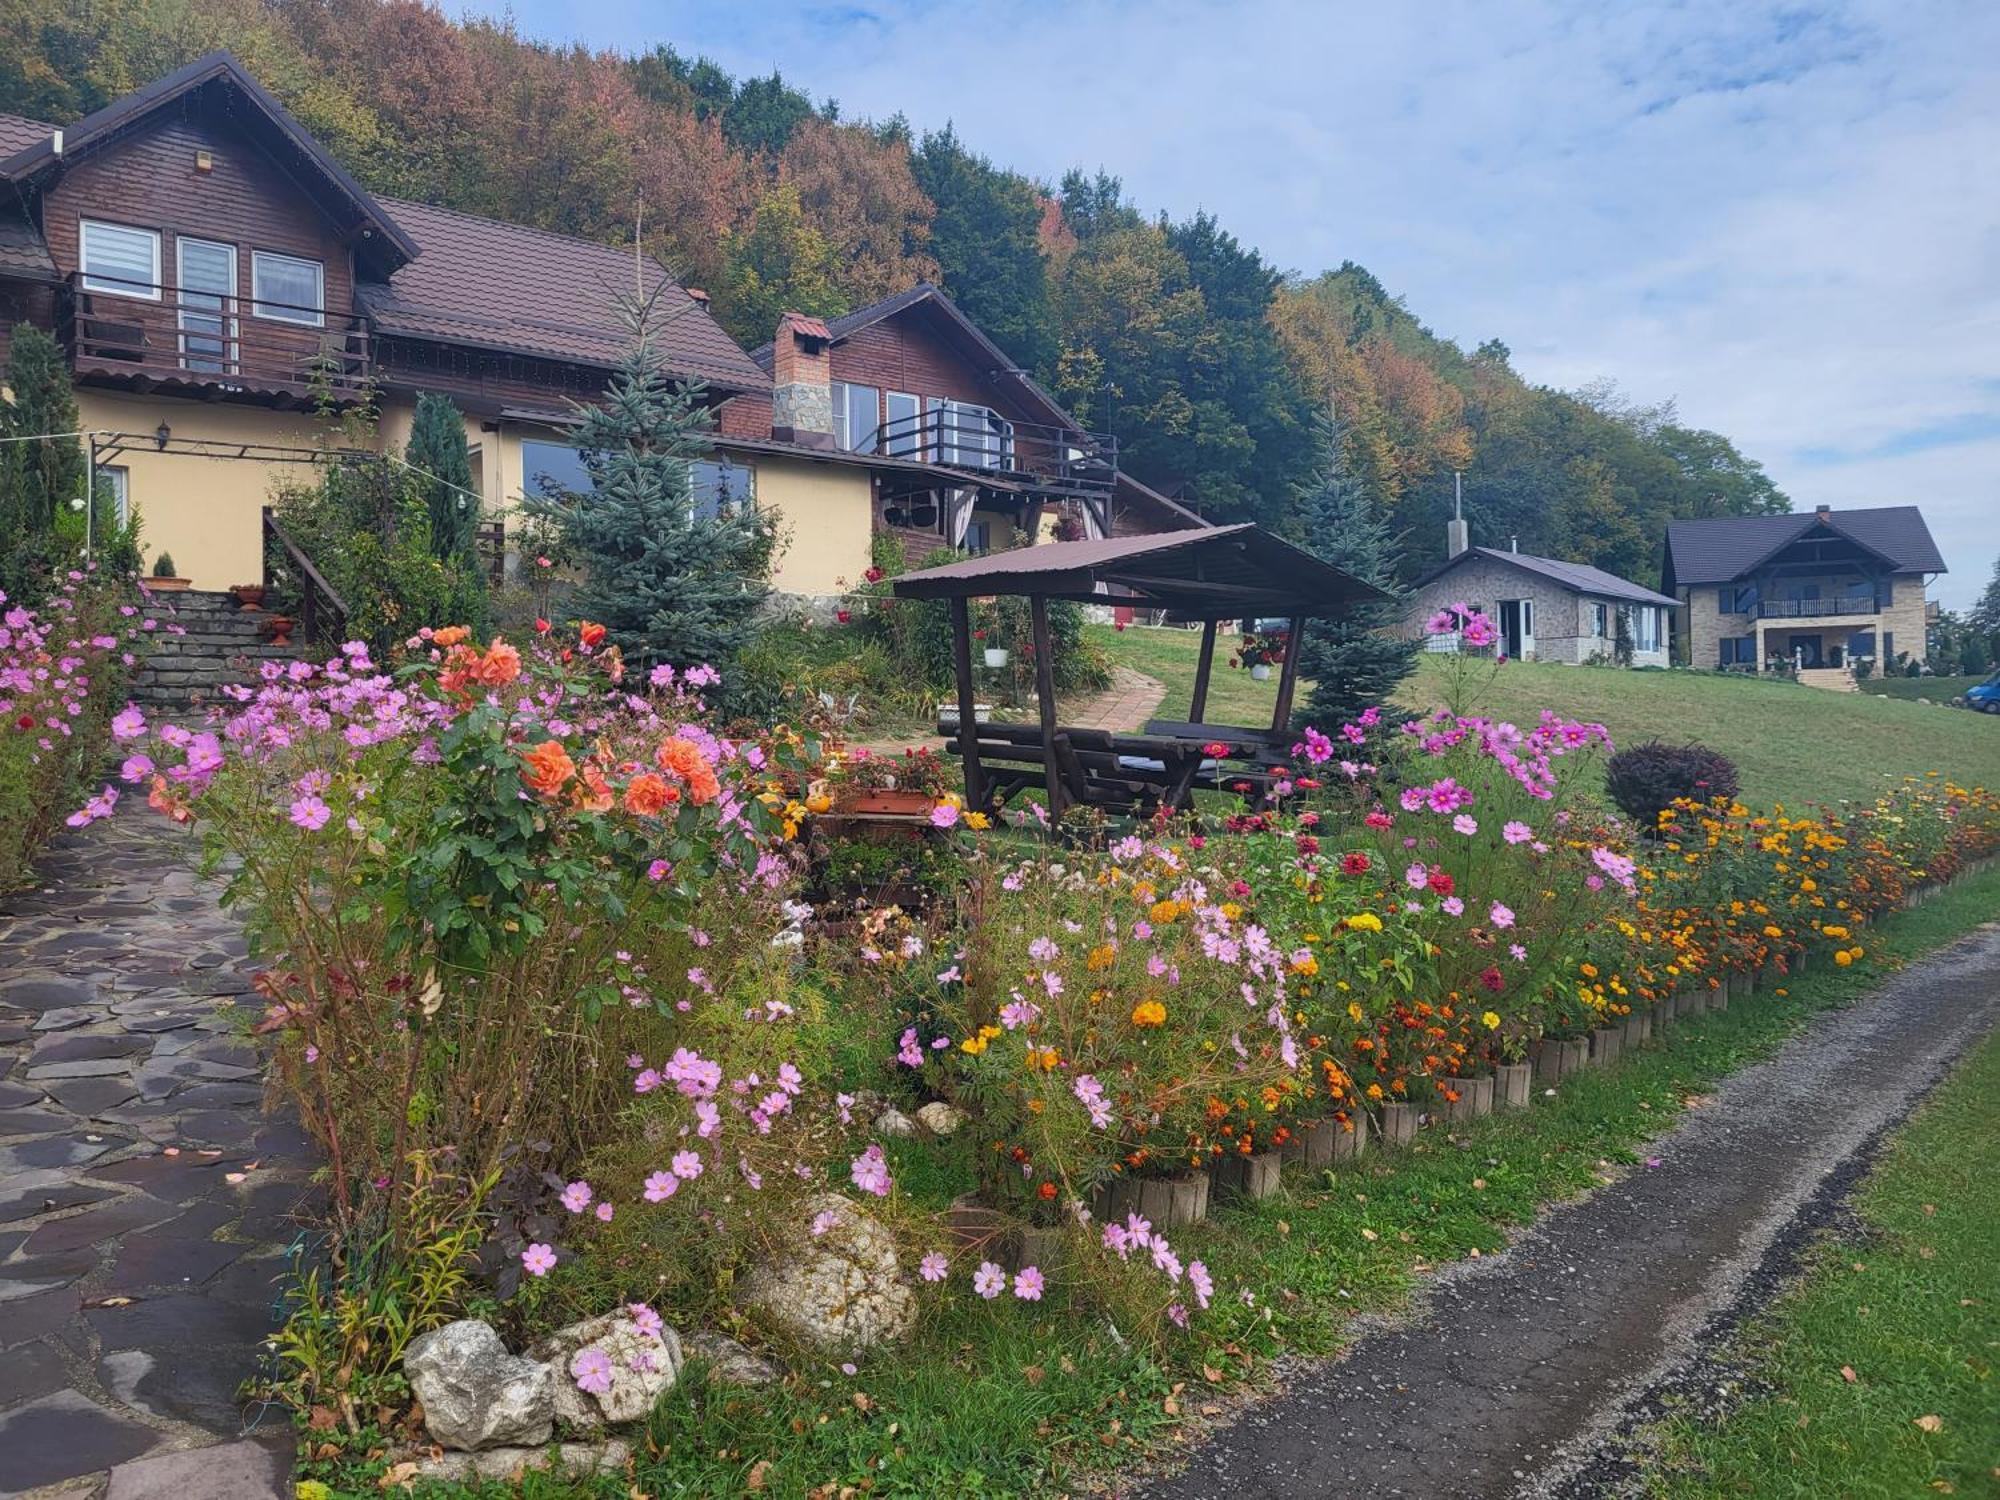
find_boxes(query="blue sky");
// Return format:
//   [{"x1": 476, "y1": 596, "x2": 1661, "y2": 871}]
[{"x1": 475, "y1": 0, "x2": 2000, "y2": 608}]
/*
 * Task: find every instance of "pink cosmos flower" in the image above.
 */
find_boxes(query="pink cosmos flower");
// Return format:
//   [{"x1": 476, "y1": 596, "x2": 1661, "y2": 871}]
[
  {"x1": 671, "y1": 1150, "x2": 704, "y2": 1180},
  {"x1": 571, "y1": 1346, "x2": 613, "y2": 1394},
  {"x1": 643, "y1": 1171, "x2": 677, "y2": 1202},
  {"x1": 1489, "y1": 901, "x2": 1516, "y2": 929},
  {"x1": 929, "y1": 802, "x2": 961, "y2": 829},
  {"x1": 919, "y1": 1251, "x2": 949, "y2": 1282},
  {"x1": 1166, "y1": 1302, "x2": 1189, "y2": 1329},
  {"x1": 1509, "y1": 942, "x2": 1529, "y2": 962},
  {"x1": 1503, "y1": 820, "x2": 1533, "y2": 844},
  {"x1": 594, "y1": 1201, "x2": 614, "y2": 1222},
  {"x1": 559, "y1": 1181, "x2": 593, "y2": 1213},
  {"x1": 110, "y1": 705, "x2": 145, "y2": 740},
  {"x1": 1441, "y1": 896, "x2": 1465, "y2": 916},
  {"x1": 288, "y1": 794, "x2": 331, "y2": 831},
  {"x1": 1013, "y1": 1266, "x2": 1045, "y2": 1301},
  {"x1": 627, "y1": 1304, "x2": 664, "y2": 1340},
  {"x1": 849, "y1": 1143, "x2": 892, "y2": 1197},
  {"x1": 1188, "y1": 1260, "x2": 1215, "y2": 1310},
  {"x1": 521, "y1": 1242, "x2": 557, "y2": 1277},
  {"x1": 972, "y1": 1261, "x2": 1006, "y2": 1299},
  {"x1": 1453, "y1": 814, "x2": 1478, "y2": 836}
]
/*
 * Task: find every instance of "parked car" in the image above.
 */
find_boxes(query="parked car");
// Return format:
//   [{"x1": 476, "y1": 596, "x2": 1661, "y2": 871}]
[{"x1": 1955, "y1": 671, "x2": 2000, "y2": 713}]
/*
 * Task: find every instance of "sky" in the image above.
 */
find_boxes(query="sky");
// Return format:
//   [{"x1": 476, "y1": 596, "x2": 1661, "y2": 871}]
[{"x1": 475, "y1": 0, "x2": 2000, "y2": 608}]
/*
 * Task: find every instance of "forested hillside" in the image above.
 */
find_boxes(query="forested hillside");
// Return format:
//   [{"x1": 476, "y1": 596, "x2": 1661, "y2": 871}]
[{"x1": 0, "y1": 0, "x2": 1791, "y2": 584}]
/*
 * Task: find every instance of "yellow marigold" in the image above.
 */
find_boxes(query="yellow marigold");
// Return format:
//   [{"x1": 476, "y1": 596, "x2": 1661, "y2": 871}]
[
  {"x1": 1291, "y1": 952, "x2": 1320, "y2": 977},
  {"x1": 1149, "y1": 898, "x2": 1183, "y2": 924},
  {"x1": 1481, "y1": 1011, "x2": 1501, "y2": 1030},
  {"x1": 1130, "y1": 1000, "x2": 1167, "y2": 1027},
  {"x1": 1220, "y1": 901, "x2": 1244, "y2": 922},
  {"x1": 1087, "y1": 944, "x2": 1118, "y2": 971},
  {"x1": 964, "y1": 811, "x2": 991, "y2": 830},
  {"x1": 1763, "y1": 925, "x2": 1783, "y2": 939},
  {"x1": 1833, "y1": 950, "x2": 1853, "y2": 967},
  {"x1": 1344, "y1": 912, "x2": 1384, "y2": 932}
]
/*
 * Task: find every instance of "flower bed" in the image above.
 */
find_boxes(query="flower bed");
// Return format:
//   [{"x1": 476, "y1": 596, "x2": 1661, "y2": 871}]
[{"x1": 98, "y1": 614, "x2": 2000, "y2": 1481}]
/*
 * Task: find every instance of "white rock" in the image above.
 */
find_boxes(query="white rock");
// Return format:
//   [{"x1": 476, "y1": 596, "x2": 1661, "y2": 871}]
[
  {"x1": 914, "y1": 1101, "x2": 965, "y2": 1136},
  {"x1": 682, "y1": 1331, "x2": 781, "y2": 1386},
  {"x1": 404, "y1": 1320, "x2": 554, "y2": 1451},
  {"x1": 527, "y1": 1312, "x2": 682, "y2": 1428},
  {"x1": 743, "y1": 1193, "x2": 914, "y2": 1352},
  {"x1": 873, "y1": 1107, "x2": 916, "y2": 1137},
  {"x1": 409, "y1": 1438, "x2": 631, "y2": 1484}
]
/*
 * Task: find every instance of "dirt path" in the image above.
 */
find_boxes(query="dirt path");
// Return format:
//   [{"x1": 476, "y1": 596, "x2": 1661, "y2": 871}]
[{"x1": 1145, "y1": 918, "x2": 2000, "y2": 1500}]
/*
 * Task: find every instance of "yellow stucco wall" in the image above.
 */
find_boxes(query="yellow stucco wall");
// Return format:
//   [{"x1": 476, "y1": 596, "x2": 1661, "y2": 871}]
[
  {"x1": 76, "y1": 391, "x2": 330, "y2": 591},
  {"x1": 740, "y1": 451, "x2": 874, "y2": 597}
]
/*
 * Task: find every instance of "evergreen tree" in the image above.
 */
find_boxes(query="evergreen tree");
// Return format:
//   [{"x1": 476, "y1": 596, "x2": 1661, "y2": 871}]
[
  {"x1": 0, "y1": 324, "x2": 87, "y2": 600},
  {"x1": 910, "y1": 125, "x2": 1053, "y2": 371},
  {"x1": 1292, "y1": 408, "x2": 1417, "y2": 729},
  {"x1": 530, "y1": 293, "x2": 776, "y2": 678},
  {"x1": 1968, "y1": 554, "x2": 2000, "y2": 652},
  {"x1": 405, "y1": 392, "x2": 478, "y2": 562}
]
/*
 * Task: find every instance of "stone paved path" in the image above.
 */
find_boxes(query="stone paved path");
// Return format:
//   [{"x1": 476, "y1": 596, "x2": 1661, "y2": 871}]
[
  {"x1": 0, "y1": 805, "x2": 308, "y2": 1499},
  {"x1": 1064, "y1": 665, "x2": 1170, "y2": 733}
]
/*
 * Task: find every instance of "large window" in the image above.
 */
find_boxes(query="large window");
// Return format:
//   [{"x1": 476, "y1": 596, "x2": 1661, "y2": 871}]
[
  {"x1": 251, "y1": 250, "x2": 324, "y2": 326},
  {"x1": 520, "y1": 440, "x2": 753, "y2": 518},
  {"x1": 691, "y1": 457, "x2": 754, "y2": 518},
  {"x1": 928, "y1": 397, "x2": 1012, "y2": 467},
  {"x1": 522, "y1": 439, "x2": 594, "y2": 498},
  {"x1": 1720, "y1": 635, "x2": 1757, "y2": 667},
  {"x1": 832, "y1": 381, "x2": 880, "y2": 452},
  {"x1": 79, "y1": 220, "x2": 160, "y2": 298},
  {"x1": 883, "y1": 392, "x2": 922, "y2": 456},
  {"x1": 1632, "y1": 605, "x2": 1661, "y2": 653}
]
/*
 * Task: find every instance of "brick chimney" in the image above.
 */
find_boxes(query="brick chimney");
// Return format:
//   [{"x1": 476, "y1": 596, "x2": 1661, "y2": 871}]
[
  {"x1": 1814, "y1": 503, "x2": 1832, "y2": 520},
  {"x1": 771, "y1": 311, "x2": 834, "y2": 450}
]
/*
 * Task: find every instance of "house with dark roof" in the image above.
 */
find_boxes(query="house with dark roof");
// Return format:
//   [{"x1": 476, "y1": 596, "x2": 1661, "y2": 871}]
[
  {"x1": 1403, "y1": 513, "x2": 1677, "y2": 666},
  {"x1": 1663, "y1": 504, "x2": 1945, "y2": 673},
  {"x1": 0, "y1": 52, "x2": 1200, "y2": 599}
]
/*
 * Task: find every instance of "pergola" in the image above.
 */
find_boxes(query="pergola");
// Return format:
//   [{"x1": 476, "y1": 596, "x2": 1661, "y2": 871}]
[{"x1": 891, "y1": 525, "x2": 1388, "y2": 816}]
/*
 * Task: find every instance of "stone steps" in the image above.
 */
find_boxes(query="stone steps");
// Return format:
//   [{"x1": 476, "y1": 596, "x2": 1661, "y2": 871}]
[{"x1": 129, "y1": 591, "x2": 305, "y2": 711}]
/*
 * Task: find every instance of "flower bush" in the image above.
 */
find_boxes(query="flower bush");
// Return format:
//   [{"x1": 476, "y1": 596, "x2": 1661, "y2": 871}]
[{"x1": 0, "y1": 566, "x2": 147, "y2": 888}]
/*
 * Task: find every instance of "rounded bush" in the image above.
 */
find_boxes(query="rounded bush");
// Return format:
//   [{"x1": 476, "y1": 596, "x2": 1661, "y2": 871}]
[{"x1": 1605, "y1": 740, "x2": 1741, "y2": 831}]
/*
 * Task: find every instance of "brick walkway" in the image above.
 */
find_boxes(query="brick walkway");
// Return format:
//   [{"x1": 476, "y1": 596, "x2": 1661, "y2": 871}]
[
  {"x1": 1064, "y1": 665, "x2": 1169, "y2": 733},
  {"x1": 0, "y1": 806, "x2": 306, "y2": 1499}
]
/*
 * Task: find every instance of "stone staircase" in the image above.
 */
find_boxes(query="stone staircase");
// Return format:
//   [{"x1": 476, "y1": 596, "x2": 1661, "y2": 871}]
[
  {"x1": 129, "y1": 589, "x2": 300, "y2": 710},
  {"x1": 1795, "y1": 666, "x2": 1859, "y2": 693}
]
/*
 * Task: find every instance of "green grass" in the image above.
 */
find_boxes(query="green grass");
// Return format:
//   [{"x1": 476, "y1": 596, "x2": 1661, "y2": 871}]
[
  {"x1": 339, "y1": 864, "x2": 2000, "y2": 1499},
  {"x1": 1089, "y1": 626, "x2": 2000, "y2": 809},
  {"x1": 1083, "y1": 623, "x2": 1288, "y2": 730},
  {"x1": 1857, "y1": 672, "x2": 1988, "y2": 703},
  {"x1": 1641, "y1": 990, "x2": 2000, "y2": 1499}
]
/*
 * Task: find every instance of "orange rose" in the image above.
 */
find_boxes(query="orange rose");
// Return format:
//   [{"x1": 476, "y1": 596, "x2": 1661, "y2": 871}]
[
  {"x1": 654, "y1": 736, "x2": 722, "y2": 806},
  {"x1": 579, "y1": 620, "x2": 607, "y2": 649},
  {"x1": 474, "y1": 639, "x2": 522, "y2": 687},
  {"x1": 622, "y1": 772, "x2": 677, "y2": 817},
  {"x1": 571, "y1": 762, "x2": 614, "y2": 813},
  {"x1": 519, "y1": 739, "x2": 576, "y2": 799},
  {"x1": 431, "y1": 625, "x2": 471, "y2": 648}
]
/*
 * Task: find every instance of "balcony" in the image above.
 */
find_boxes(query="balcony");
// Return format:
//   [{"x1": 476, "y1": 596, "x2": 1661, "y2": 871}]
[
  {"x1": 1755, "y1": 596, "x2": 1882, "y2": 620},
  {"x1": 56, "y1": 272, "x2": 372, "y2": 407},
  {"x1": 869, "y1": 405, "x2": 1116, "y2": 497}
]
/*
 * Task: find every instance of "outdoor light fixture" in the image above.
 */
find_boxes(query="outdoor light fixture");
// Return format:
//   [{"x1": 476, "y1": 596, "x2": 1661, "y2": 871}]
[{"x1": 154, "y1": 421, "x2": 171, "y2": 450}]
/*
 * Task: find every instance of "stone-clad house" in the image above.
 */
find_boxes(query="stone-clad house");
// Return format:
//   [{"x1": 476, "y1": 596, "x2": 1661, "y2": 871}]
[
  {"x1": 1403, "y1": 517, "x2": 1676, "y2": 666},
  {"x1": 1663, "y1": 505, "x2": 1944, "y2": 672}
]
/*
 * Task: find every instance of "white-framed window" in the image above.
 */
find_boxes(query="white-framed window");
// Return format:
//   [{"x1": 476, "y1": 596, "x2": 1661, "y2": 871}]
[
  {"x1": 832, "y1": 381, "x2": 881, "y2": 452},
  {"x1": 1632, "y1": 606, "x2": 1661, "y2": 653},
  {"x1": 251, "y1": 251, "x2": 324, "y2": 326},
  {"x1": 79, "y1": 220, "x2": 161, "y2": 298},
  {"x1": 176, "y1": 237, "x2": 238, "y2": 374},
  {"x1": 884, "y1": 391, "x2": 922, "y2": 456},
  {"x1": 98, "y1": 464, "x2": 130, "y2": 527}
]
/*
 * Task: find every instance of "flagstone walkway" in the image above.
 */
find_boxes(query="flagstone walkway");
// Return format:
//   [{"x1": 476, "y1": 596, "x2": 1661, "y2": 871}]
[{"x1": 0, "y1": 806, "x2": 308, "y2": 1499}]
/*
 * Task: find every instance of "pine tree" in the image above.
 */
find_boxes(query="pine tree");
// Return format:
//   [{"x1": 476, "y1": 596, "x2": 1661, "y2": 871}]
[
  {"x1": 1292, "y1": 407, "x2": 1417, "y2": 730},
  {"x1": 0, "y1": 325, "x2": 88, "y2": 600},
  {"x1": 530, "y1": 292, "x2": 776, "y2": 678},
  {"x1": 405, "y1": 392, "x2": 478, "y2": 562},
  {"x1": 1969, "y1": 554, "x2": 2000, "y2": 654}
]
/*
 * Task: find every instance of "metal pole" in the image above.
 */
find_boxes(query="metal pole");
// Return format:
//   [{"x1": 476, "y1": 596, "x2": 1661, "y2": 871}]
[{"x1": 84, "y1": 433, "x2": 97, "y2": 564}]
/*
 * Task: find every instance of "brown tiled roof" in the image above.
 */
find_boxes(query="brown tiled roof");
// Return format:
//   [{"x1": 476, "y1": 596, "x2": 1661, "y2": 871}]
[
  {"x1": 778, "y1": 311, "x2": 831, "y2": 341},
  {"x1": 361, "y1": 197, "x2": 769, "y2": 393},
  {"x1": 0, "y1": 111, "x2": 50, "y2": 157}
]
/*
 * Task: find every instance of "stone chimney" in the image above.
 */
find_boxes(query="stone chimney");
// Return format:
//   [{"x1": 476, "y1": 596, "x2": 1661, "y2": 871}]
[{"x1": 771, "y1": 311, "x2": 834, "y2": 450}]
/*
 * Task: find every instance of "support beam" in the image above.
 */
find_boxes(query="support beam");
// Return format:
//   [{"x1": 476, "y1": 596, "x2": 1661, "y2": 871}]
[
  {"x1": 1030, "y1": 594, "x2": 1065, "y2": 817},
  {"x1": 1270, "y1": 615, "x2": 1304, "y2": 733},
  {"x1": 1189, "y1": 618, "x2": 1219, "y2": 723},
  {"x1": 949, "y1": 597, "x2": 986, "y2": 811}
]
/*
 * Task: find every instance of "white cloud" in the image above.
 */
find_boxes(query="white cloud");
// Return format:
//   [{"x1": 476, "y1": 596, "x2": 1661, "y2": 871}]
[{"x1": 488, "y1": 0, "x2": 2000, "y2": 605}]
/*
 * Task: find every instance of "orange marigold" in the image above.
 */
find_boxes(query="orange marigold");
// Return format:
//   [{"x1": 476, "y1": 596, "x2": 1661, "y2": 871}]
[
  {"x1": 520, "y1": 739, "x2": 577, "y2": 799},
  {"x1": 579, "y1": 620, "x2": 607, "y2": 649}
]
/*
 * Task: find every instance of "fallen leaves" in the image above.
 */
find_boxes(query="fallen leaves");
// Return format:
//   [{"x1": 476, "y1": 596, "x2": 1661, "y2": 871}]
[
  {"x1": 1914, "y1": 1413, "x2": 1944, "y2": 1433},
  {"x1": 1839, "y1": 1366, "x2": 1858, "y2": 1384}
]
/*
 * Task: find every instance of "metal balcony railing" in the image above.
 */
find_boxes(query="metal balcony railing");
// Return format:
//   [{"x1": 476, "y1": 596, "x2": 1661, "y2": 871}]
[
  {"x1": 57, "y1": 272, "x2": 371, "y2": 404},
  {"x1": 866, "y1": 405, "x2": 1117, "y2": 496}
]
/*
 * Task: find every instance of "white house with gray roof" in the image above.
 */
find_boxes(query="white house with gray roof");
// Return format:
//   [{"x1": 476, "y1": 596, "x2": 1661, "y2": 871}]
[{"x1": 1404, "y1": 522, "x2": 1678, "y2": 667}]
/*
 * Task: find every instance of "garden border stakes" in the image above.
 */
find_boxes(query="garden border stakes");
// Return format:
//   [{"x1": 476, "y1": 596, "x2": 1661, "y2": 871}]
[
  {"x1": 1379, "y1": 1100, "x2": 1418, "y2": 1148},
  {"x1": 1496, "y1": 1062, "x2": 1532, "y2": 1109}
]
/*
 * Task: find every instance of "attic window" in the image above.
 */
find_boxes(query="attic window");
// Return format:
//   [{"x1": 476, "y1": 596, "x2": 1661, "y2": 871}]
[
  {"x1": 252, "y1": 251, "x2": 324, "y2": 326},
  {"x1": 79, "y1": 220, "x2": 160, "y2": 299}
]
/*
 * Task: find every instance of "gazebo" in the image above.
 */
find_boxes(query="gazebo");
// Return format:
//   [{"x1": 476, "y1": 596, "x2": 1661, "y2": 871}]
[{"x1": 891, "y1": 525, "x2": 1388, "y2": 815}]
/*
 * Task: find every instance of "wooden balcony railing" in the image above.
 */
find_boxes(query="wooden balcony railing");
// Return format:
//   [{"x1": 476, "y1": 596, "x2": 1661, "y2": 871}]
[
  {"x1": 868, "y1": 406, "x2": 1116, "y2": 497},
  {"x1": 57, "y1": 272, "x2": 371, "y2": 406}
]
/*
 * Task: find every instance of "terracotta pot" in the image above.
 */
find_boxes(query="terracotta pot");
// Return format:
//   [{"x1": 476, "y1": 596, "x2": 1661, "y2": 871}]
[
  {"x1": 230, "y1": 584, "x2": 266, "y2": 610},
  {"x1": 835, "y1": 788, "x2": 935, "y2": 817},
  {"x1": 262, "y1": 614, "x2": 295, "y2": 646},
  {"x1": 141, "y1": 577, "x2": 192, "y2": 593}
]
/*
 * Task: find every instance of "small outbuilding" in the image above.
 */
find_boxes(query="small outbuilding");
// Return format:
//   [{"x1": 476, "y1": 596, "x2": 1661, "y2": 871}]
[{"x1": 892, "y1": 525, "x2": 1386, "y2": 816}]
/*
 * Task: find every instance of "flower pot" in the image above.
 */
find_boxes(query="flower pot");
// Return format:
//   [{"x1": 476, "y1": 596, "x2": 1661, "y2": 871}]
[
  {"x1": 1463, "y1": 1075, "x2": 1495, "y2": 1118},
  {"x1": 1331, "y1": 1109, "x2": 1370, "y2": 1160},
  {"x1": 261, "y1": 614, "x2": 295, "y2": 646},
  {"x1": 1495, "y1": 1063, "x2": 1532, "y2": 1109},
  {"x1": 835, "y1": 789, "x2": 935, "y2": 817},
  {"x1": 983, "y1": 647, "x2": 1009, "y2": 668},
  {"x1": 1249, "y1": 663, "x2": 1272, "y2": 681},
  {"x1": 1561, "y1": 1037, "x2": 1590, "y2": 1076},
  {"x1": 141, "y1": 576, "x2": 192, "y2": 593},
  {"x1": 1137, "y1": 1169, "x2": 1212, "y2": 1227},
  {"x1": 230, "y1": 584, "x2": 266, "y2": 610},
  {"x1": 1532, "y1": 1037, "x2": 1565, "y2": 1086}
]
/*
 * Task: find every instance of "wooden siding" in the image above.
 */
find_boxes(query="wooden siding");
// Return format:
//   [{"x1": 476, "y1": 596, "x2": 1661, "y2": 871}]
[{"x1": 830, "y1": 313, "x2": 1046, "y2": 431}]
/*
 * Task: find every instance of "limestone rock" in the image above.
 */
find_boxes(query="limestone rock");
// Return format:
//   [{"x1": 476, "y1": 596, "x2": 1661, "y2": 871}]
[
  {"x1": 914, "y1": 1101, "x2": 965, "y2": 1137},
  {"x1": 405, "y1": 1320, "x2": 553, "y2": 1451},
  {"x1": 872, "y1": 1106, "x2": 915, "y2": 1137},
  {"x1": 743, "y1": 1193, "x2": 914, "y2": 1352},
  {"x1": 683, "y1": 1331, "x2": 781, "y2": 1386},
  {"x1": 527, "y1": 1312, "x2": 682, "y2": 1428},
  {"x1": 409, "y1": 1438, "x2": 631, "y2": 1484}
]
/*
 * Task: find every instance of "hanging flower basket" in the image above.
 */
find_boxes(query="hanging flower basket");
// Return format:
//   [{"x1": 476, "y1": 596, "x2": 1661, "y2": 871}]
[
  {"x1": 984, "y1": 647, "x2": 1010, "y2": 669},
  {"x1": 1249, "y1": 662, "x2": 1272, "y2": 681}
]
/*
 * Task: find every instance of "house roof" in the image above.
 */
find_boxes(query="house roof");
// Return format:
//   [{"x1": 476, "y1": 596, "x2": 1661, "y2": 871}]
[
  {"x1": 359, "y1": 198, "x2": 769, "y2": 393},
  {"x1": 1114, "y1": 471, "x2": 1208, "y2": 532},
  {"x1": 0, "y1": 112, "x2": 48, "y2": 157},
  {"x1": 1417, "y1": 546, "x2": 1678, "y2": 608},
  {"x1": 751, "y1": 282, "x2": 1082, "y2": 434},
  {"x1": 1663, "y1": 507, "x2": 1945, "y2": 588},
  {"x1": 890, "y1": 524, "x2": 1389, "y2": 617},
  {"x1": 0, "y1": 52, "x2": 418, "y2": 275}
]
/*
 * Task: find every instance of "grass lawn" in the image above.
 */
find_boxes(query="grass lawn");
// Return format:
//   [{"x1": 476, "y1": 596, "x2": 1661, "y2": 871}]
[
  {"x1": 1858, "y1": 672, "x2": 1989, "y2": 704},
  {"x1": 1640, "y1": 1011, "x2": 2000, "y2": 1498},
  {"x1": 355, "y1": 863, "x2": 2000, "y2": 1499},
  {"x1": 1088, "y1": 626, "x2": 2000, "y2": 809}
]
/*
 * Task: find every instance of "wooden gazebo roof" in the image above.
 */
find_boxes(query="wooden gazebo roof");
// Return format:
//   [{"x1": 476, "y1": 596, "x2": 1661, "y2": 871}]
[{"x1": 889, "y1": 525, "x2": 1389, "y2": 616}]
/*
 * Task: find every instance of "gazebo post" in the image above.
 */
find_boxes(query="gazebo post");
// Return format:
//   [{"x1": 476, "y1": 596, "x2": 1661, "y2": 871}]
[
  {"x1": 1189, "y1": 617, "x2": 1219, "y2": 723},
  {"x1": 948, "y1": 596, "x2": 986, "y2": 810},
  {"x1": 1270, "y1": 615, "x2": 1305, "y2": 733},
  {"x1": 1029, "y1": 593, "x2": 1066, "y2": 817}
]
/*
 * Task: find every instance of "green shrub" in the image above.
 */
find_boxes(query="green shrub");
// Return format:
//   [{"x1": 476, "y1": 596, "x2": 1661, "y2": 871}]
[{"x1": 1606, "y1": 739, "x2": 1741, "y2": 832}]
